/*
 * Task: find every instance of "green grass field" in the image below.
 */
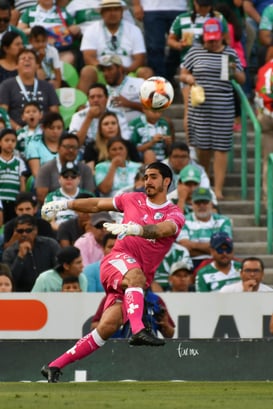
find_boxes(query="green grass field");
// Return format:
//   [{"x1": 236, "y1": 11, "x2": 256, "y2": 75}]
[{"x1": 1, "y1": 381, "x2": 273, "y2": 409}]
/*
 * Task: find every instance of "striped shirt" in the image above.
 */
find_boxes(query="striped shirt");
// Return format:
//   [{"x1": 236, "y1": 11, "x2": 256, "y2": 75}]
[
  {"x1": 195, "y1": 260, "x2": 242, "y2": 292},
  {"x1": 129, "y1": 115, "x2": 171, "y2": 161},
  {"x1": 19, "y1": 5, "x2": 74, "y2": 30},
  {"x1": 154, "y1": 242, "x2": 193, "y2": 290},
  {"x1": 0, "y1": 156, "x2": 26, "y2": 201},
  {"x1": 178, "y1": 212, "x2": 233, "y2": 262}
]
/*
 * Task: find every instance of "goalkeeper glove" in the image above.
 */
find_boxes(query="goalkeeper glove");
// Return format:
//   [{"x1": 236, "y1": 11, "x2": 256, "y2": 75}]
[
  {"x1": 103, "y1": 222, "x2": 143, "y2": 239},
  {"x1": 41, "y1": 200, "x2": 69, "y2": 221}
]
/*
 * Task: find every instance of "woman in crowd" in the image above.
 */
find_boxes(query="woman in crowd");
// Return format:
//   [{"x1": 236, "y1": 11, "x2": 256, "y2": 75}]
[
  {"x1": 168, "y1": 0, "x2": 229, "y2": 142},
  {"x1": 0, "y1": 31, "x2": 24, "y2": 83},
  {"x1": 95, "y1": 136, "x2": 141, "y2": 197},
  {"x1": 83, "y1": 111, "x2": 140, "y2": 171},
  {"x1": 180, "y1": 17, "x2": 245, "y2": 200},
  {"x1": 25, "y1": 112, "x2": 64, "y2": 178}
]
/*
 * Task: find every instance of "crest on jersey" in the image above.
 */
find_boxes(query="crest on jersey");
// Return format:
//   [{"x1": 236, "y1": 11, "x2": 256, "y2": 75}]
[{"x1": 154, "y1": 212, "x2": 164, "y2": 220}]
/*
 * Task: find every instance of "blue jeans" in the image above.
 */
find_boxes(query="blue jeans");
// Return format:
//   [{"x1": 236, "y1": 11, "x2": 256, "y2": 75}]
[{"x1": 143, "y1": 10, "x2": 184, "y2": 80}]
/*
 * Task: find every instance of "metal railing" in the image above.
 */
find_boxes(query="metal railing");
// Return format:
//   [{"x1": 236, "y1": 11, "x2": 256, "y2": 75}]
[
  {"x1": 231, "y1": 80, "x2": 262, "y2": 225},
  {"x1": 267, "y1": 153, "x2": 273, "y2": 253}
]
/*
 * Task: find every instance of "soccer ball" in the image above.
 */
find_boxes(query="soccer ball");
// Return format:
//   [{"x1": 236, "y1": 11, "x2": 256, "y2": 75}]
[{"x1": 139, "y1": 76, "x2": 174, "y2": 111}]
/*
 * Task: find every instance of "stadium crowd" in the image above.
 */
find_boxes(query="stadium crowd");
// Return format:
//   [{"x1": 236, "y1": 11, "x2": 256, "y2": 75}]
[{"x1": 0, "y1": 0, "x2": 271, "y2": 295}]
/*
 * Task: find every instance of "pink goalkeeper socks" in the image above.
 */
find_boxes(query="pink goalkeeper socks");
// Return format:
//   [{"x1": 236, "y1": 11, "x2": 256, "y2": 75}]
[
  {"x1": 49, "y1": 329, "x2": 105, "y2": 369},
  {"x1": 124, "y1": 287, "x2": 145, "y2": 334}
]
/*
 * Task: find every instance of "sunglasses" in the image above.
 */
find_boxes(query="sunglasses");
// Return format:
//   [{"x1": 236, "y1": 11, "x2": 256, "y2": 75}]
[
  {"x1": 62, "y1": 174, "x2": 78, "y2": 179},
  {"x1": 0, "y1": 18, "x2": 10, "y2": 23},
  {"x1": 16, "y1": 228, "x2": 34, "y2": 234},
  {"x1": 215, "y1": 247, "x2": 233, "y2": 254}
]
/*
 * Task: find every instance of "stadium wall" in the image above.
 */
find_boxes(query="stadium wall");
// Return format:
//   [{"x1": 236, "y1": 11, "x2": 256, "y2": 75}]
[
  {"x1": 1, "y1": 338, "x2": 273, "y2": 381},
  {"x1": 1, "y1": 293, "x2": 273, "y2": 381}
]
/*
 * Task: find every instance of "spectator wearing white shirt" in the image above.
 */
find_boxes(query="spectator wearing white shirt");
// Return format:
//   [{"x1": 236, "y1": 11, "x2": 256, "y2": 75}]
[
  {"x1": 220, "y1": 257, "x2": 273, "y2": 292},
  {"x1": 78, "y1": 0, "x2": 146, "y2": 93}
]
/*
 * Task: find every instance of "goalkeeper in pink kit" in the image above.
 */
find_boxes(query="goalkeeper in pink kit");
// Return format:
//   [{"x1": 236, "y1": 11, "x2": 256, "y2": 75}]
[{"x1": 41, "y1": 162, "x2": 185, "y2": 382}]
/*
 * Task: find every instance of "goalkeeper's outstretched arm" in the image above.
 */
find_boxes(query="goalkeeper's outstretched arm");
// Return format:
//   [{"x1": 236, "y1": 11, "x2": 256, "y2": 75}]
[
  {"x1": 68, "y1": 197, "x2": 115, "y2": 213},
  {"x1": 42, "y1": 197, "x2": 116, "y2": 222}
]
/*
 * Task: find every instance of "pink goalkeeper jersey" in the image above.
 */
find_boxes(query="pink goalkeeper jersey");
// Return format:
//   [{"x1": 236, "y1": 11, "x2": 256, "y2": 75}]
[{"x1": 112, "y1": 192, "x2": 185, "y2": 284}]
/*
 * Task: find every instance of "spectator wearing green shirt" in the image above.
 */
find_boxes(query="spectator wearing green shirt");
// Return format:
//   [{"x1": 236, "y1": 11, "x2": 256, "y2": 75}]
[
  {"x1": 177, "y1": 187, "x2": 233, "y2": 269},
  {"x1": 195, "y1": 231, "x2": 241, "y2": 292}
]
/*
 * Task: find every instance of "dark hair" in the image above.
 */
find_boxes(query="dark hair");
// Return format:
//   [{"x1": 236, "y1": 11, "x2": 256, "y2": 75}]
[
  {"x1": 58, "y1": 132, "x2": 79, "y2": 147},
  {"x1": 14, "y1": 214, "x2": 37, "y2": 228},
  {"x1": 88, "y1": 82, "x2": 108, "y2": 98},
  {"x1": 241, "y1": 257, "x2": 264, "y2": 272},
  {"x1": 102, "y1": 233, "x2": 116, "y2": 248},
  {"x1": 0, "y1": 0, "x2": 11, "y2": 11},
  {"x1": 62, "y1": 276, "x2": 80, "y2": 285},
  {"x1": 29, "y1": 25, "x2": 48, "y2": 39},
  {"x1": 0, "y1": 128, "x2": 16, "y2": 140},
  {"x1": 55, "y1": 246, "x2": 81, "y2": 273},
  {"x1": 169, "y1": 141, "x2": 190, "y2": 155},
  {"x1": 107, "y1": 136, "x2": 127, "y2": 151},
  {"x1": 0, "y1": 31, "x2": 20, "y2": 58},
  {"x1": 17, "y1": 48, "x2": 38, "y2": 64},
  {"x1": 145, "y1": 162, "x2": 173, "y2": 186},
  {"x1": 15, "y1": 192, "x2": 37, "y2": 207},
  {"x1": 22, "y1": 100, "x2": 41, "y2": 113},
  {"x1": 215, "y1": 3, "x2": 242, "y2": 41},
  {"x1": 42, "y1": 112, "x2": 64, "y2": 128},
  {"x1": 0, "y1": 263, "x2": 13, "y2": 291}
]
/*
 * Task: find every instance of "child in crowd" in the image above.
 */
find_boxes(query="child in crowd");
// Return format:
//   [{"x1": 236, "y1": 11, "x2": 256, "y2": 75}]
[
  {"x1": 29, "y1": 25, "x2": 62, "y2": 89},
  {"x1": 0, "y1": 128, "x2": 26, "y2": 223},
  {"x1": 129, "y1": 108, "x2": 173, "y2": 163},
  {"x1": 0, "y1": 263, "x2": 14, "y2": 292},
  {"x1": 62, "y1": 276, "x2": 82, "y2": 292},
  {"x1": 16, "y1": 101, "x2": 43, "y2": 160},
  {"x1": 25, "y1": 112, "x2": 64, "y2": 178}
]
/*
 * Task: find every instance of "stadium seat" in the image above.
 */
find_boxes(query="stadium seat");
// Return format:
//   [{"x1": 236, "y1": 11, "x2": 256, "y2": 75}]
[
  {"x1": 56, "y1": 87, "x2": 87, "y2": 129},
  {"x1": 60, "y1": 62, "x2": 79, "y2": 88}
]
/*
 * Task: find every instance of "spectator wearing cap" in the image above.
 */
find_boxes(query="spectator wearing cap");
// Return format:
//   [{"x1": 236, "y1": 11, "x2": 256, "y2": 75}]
[
  {"x1": 168, "y1": 163, "x2": 218, "y2": 214},
  {"x1": 180, "y1": 17, "x2": 245, "y2": 200},
  {"x1": 195, "y1": 231, "x2": 241, "y2": 292},
  {"x1": 3, "y1": 191, "x2": 54, "y2": 250},
  {"x1": 152, "y1": 241, "x2": 192, "y2": 292},
  {"x1": 220, "y1": 256, "x2": 273, "y2": 293},
  {"x1": 84, "y1": 232, "x2": 116, "y2": 292},
  {"x1": 56, "y1": 192, "x2": 96, "y2": 247},
  {"x1": 31, "y1": 246, "x2": 87, "y2": 292},
  {"x1": 35, "y1": 132, "x2": 96, "y2": 205},
  {"x1": 78, "y1": 0, "x2": 146, "y2": 94},
  {"x1": 168, "y1": 260, "x2": 195, "y2": 292},
  {"x1": 44, "y1": 162, "x2": 94, "y2": 230},
  {"x1": 74, "y1": 211, "x2": 113, "y2": 267},
  {"x1": 96, "y1": 54, "x2": 144, "y2": 123},
  {"x1": 2, "y1": 214, "x2": 60, "y2": 291},
  {"x1": 177, "y1": 186, "x2": 232, "y2": 269}
]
